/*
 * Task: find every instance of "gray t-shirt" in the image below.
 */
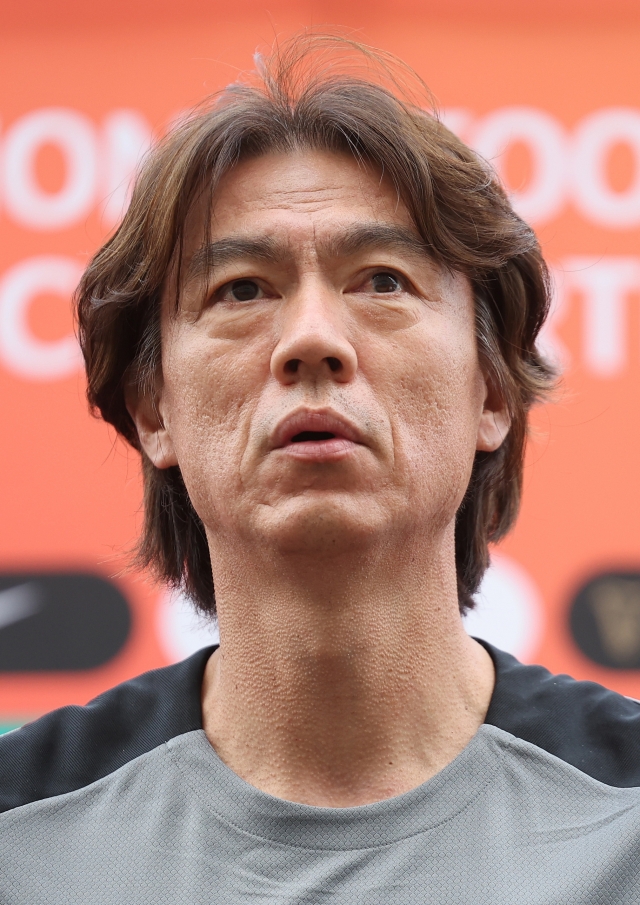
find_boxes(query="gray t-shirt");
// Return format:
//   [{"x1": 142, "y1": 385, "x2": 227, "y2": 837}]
[{"x1": 2, "y1": 643, "x2": 640, "y2": 903}]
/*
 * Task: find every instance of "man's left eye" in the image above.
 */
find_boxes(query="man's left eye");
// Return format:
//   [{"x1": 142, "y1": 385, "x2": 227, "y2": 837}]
[{"x1": 371, "y1": 272, "x2": 401, "y2": 293}]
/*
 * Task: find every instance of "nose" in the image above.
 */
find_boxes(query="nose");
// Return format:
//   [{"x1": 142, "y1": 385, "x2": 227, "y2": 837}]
[{"x1": 270, "y1": 287, "x2": 358, "y2": 385}]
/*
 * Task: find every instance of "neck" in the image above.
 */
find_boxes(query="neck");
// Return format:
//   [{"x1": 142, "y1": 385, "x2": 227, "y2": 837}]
[{"x1": 201, "y1": 528, "x2": 494, "y2": 807}]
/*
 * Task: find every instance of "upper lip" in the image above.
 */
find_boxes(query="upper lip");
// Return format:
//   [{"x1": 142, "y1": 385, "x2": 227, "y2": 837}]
[{"x1": 270, "y1": 408, "x2": 363, "y2": 449}]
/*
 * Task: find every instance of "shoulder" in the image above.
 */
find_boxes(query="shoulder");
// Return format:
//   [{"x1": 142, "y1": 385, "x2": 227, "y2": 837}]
[
  {"x1": 0, "y1": 646, "x2": 213, "y2": 814},
  {"x1": 482, "y1": 640, "x2": 640, "y2": 787}
]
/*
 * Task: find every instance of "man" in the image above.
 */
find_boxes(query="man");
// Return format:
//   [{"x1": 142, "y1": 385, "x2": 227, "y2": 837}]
[{"x1": 2, "y1": 36, "x2": 640, "y2": 903}]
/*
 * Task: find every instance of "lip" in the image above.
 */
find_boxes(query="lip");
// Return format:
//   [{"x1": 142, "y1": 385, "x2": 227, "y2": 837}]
[{"x1": 269, "y1": 408, "x2": 364, "y2": 461}]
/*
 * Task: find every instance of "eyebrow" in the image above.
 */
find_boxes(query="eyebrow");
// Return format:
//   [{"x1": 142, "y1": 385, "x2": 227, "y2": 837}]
[
  {"x1": 323, "y1": 224, "x2": 429, "y2": 260},
  {"x1": 186, "y1": 237, "x2": 279, "y2": 283},
  {"x1": 184, "y1": 223, "x2": 430, "y2": 286}
]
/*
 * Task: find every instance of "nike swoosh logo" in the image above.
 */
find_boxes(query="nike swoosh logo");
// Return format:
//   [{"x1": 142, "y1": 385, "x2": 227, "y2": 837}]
[{"x1": 0, "y1": 582, "x2": 41, "y2": 630}]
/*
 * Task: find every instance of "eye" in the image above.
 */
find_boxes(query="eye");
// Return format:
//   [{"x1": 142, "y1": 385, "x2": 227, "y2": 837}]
[
  {"x1": 371, "y1": 272, "x2": 402, "y2": 293},
  {"x1": 228, "y1": 279, "x2": 261, "y2": 302}
]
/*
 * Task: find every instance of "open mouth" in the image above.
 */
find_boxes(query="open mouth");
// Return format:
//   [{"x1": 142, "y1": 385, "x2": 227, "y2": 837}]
[
  {"x1": 290, "y1": 431, "x2": 337, "y2": 443},
  {"x1": 270, "y1": 409, "x2": 363, "y2": 459}
]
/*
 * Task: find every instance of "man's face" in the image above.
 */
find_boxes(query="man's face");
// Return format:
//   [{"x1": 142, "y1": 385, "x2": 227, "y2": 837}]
[{"x1": 133, "y1": 149, "x2": 506, "y2": 559}]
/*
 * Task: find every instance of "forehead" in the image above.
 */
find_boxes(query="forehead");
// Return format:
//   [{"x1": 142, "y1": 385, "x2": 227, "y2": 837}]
[{"x1": 184, "y1": 148, "x2": 419, "y2": 252}]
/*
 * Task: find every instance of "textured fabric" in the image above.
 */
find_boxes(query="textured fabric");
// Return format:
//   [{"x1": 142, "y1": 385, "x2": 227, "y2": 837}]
[
  {"x1": 4, "y1": 641, "x2": 640, "y2": 817},
  {"x1": 2, "y1": 726, "x2": 640, "y2": 903},
  {"x1": 3, "y1": 642, "x2": 640, "y2": 902},
  {"x1": 0, "y1": 646, "x2": 211, "y2": 814},
  {"x1": 483, "y1": 645, "x2": 640, "y2": 786}
]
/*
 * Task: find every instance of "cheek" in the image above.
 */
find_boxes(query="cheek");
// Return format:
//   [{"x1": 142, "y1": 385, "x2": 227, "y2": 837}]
[
  {"x1": 374, "y1": 330, "x2": 483, "y2": 498},
  {"x1": 160, "y1": 333, "x2": 268, "y2": 522}
]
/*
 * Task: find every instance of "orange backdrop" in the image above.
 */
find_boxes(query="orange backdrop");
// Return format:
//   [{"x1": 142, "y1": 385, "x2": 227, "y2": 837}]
[{"x1": 2, "y1": 0, "x2": 640, "y2": 723}]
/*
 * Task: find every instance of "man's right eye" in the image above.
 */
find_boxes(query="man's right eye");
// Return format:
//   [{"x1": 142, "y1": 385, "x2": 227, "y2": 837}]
[{"x1": 228, "y1": 279, "x2": 261, "y2": 302}]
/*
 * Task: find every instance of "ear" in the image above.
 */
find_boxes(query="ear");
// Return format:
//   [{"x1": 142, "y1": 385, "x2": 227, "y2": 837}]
[
  {"x1": 476, "y1": 375, "x2": 511, "y2": 453},
  {"x1": 125, "y1": 380, "x2": 179, "y2": 469}
]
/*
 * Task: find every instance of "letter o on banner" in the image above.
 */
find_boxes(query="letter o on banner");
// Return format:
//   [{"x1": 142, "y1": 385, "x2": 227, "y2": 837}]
[
  {"x1": 472, "y1": 106, "x2": 568, "y2": 224},
  {"x1": 572, "y1": 108, "x2": 640, "y2": 228},
  {"x1": 2, "y1": 109, "x2": 98, "y2": 230},
  {"x1": 0, "y1": 256, "x2": 84, "y2": 380}
]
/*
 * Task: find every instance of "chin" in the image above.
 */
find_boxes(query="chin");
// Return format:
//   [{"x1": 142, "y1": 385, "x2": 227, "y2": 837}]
[{"x1": 258, "y1": 495, "x2": 386, "y2": 557}]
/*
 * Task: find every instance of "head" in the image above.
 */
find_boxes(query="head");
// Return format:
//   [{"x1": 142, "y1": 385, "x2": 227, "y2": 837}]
[{"x1": 76, "y1": 35, "x2": 555, "y2": 615}]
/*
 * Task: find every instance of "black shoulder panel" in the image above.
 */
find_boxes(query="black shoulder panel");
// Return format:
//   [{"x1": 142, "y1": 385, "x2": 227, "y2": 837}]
[
  {"x1": 0, "y1": 646, "x2": 213, "y2": 814},
  {"x1": 482, "y1": 641, "x2": 640, "y2": 787}
]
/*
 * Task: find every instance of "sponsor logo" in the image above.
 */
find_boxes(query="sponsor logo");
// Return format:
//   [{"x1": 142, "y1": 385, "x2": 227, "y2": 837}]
[
  {"x1": 0, "y1": 572, "x2": 131, "y2": 671},
  {"x1": 569, "y1": 571, "x2": 640, "y2": 669}
]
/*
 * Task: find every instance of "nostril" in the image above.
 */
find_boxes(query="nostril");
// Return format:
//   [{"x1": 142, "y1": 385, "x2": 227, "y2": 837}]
[{"x1": 279, "y1": 356, "x2": 344, "y2": 377}]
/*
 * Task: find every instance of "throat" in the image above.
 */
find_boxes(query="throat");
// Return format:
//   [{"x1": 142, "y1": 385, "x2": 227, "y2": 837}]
[{"x1": 201, "y1": 628, "x2": 495, "y2": 807}]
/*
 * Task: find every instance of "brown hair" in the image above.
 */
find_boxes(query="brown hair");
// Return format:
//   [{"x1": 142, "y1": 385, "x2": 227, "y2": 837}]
[{"x1": 76, "y1": 35, "x2": 555, "y2": 615}]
